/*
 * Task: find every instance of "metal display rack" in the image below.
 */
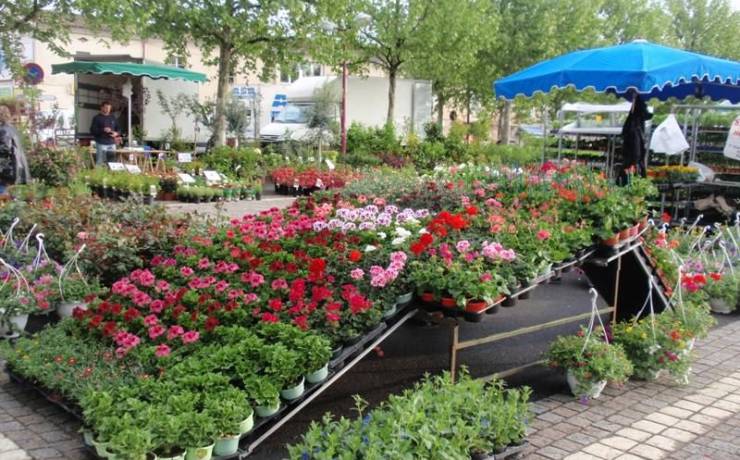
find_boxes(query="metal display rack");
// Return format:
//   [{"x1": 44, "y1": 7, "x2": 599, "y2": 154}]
[{"x1": 444, "y1": 228, "x2": 668, "y2": 383}]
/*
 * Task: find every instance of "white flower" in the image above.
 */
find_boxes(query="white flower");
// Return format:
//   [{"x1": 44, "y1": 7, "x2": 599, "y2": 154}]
[
  {"x1": 391, "y1": 237, "x2": 406, "y2": 246},
  {"x1": 419, "y1": 228, "x2": 429, "y2": 235},
  {"x1": 364, "y1": 245, "x2": 378, "y2": 252},
  {"x1": 378, "y1": 232, "x2": 387, "y2": 240}
]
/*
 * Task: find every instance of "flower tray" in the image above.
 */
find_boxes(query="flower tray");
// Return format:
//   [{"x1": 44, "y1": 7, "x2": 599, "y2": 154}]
[{"x1": 471, "y1": 440, "x2": 529, "y2": 460}]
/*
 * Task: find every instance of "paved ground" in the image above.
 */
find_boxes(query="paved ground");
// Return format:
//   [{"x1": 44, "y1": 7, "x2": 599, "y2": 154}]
[
  {"x1": 162, "y1": 193, "x2": 296, "y2": 219},
  {"x1": 526, "y1": 318, "x2": 740, "y2": 460}
]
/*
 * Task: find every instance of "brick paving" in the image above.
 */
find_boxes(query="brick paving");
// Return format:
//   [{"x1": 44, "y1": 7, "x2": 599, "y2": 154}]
[
  {"x1": 0, "y1": 318, "x2": 737, "y2": 459},
  {"x1": 525, "y1": 318, "x2": 740, "y2": 460}
]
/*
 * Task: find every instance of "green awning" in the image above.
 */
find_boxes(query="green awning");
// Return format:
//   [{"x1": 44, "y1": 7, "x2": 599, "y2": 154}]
[{"x1": 51, "y1": 61, "x2": 207, "y2": 82}]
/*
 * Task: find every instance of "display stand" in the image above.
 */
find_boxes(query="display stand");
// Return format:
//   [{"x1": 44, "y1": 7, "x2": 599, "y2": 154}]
[{"x1": 445, "y1": 228, "x2": 667, "y2": 382}]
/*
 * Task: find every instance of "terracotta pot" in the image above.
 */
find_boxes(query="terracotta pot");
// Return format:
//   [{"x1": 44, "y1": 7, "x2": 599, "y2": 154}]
[
  {"x1": 602, "y1": 234, "x2": 620, "y2": 246},
  {"x1": 619, "y1": 228, "x2": 630, "y2": 240},
  {"x1": 440, "y1": 297, "x2": 457, "y2": 309},
  {"x1": 465, "y1": 300, "x2": 488, "y2": 314},
  {"x1": 638, "y1": 217, "x2": 648, "y2": 231},
  {"x1": 420, "y1": 292, "x2": 435, "y2": 303},
  {"x1": 629, "y1": 225, "x2": 639, "y2": 237}
]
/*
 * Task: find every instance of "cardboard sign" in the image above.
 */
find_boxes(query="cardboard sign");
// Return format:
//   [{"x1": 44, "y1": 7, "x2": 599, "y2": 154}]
[
  {"x1": 203, "y1": 170, "x2": 222, "y2": 182},
  {"x1": 177, "y1": 153, "x2": 193, "y2": 163},
  {"x1": 124, "y1": 164, "x2": 142, "y2": 174},
  {"x1": 108, "y1": 162, "x2": 125, "y2": 171},
  {"x1": 724, "y1": 115, "x2": 740, "y2": 161},
  {"x1": 177, "y1": 173, "x2": 196, "y2": 184}
]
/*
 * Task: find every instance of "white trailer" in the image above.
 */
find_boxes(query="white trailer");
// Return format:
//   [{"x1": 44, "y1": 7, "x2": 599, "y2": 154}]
[{"x1": 259, "y1": 76, "x2": 433, "y2": 143}]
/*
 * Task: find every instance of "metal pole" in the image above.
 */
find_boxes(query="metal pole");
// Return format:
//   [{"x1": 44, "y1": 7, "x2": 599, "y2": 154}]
[{"x1": 341, "y1": 61, "x2": 348, "y2": 155}]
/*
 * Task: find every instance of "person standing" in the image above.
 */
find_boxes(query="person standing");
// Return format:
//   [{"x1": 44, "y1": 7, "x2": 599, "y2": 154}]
[
  {"x1": 620, "y1": 92, "x2": 652, "y2": 183},
  {"x1": 0, "y1": 105, "x2": 30, "y2": 193},
  {"x1": 90, "y1": 101, "x2": 120, "y2": 165}
]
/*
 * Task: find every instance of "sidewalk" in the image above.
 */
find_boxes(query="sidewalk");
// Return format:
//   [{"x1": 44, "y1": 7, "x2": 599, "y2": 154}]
[
  {"x1": 0, "y1": 315, "x2": 737, "y2": 459},
  {"x1": 525, "y1": 318, "x2": 740, "y2": 460}
]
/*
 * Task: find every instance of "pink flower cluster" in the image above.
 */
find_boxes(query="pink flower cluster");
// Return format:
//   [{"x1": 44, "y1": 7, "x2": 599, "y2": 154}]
[
  {"x1": 114, "y1": 331, "x2": 141, "y2": 357},
  {"x1": 369, "y1": 252, "x2": 407, "y2": 288},
  {"x1": 482, "y1": 241, "x2": 516, "y2": 262}
]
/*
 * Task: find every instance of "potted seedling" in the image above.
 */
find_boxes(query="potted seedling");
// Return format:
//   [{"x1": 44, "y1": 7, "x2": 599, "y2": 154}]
[
  {"x1": 247, "y1": 377, "x2": 281, "y2": 417},
  {"x1": 0, "y1": 267, "x2": 34, "y2": 337},
  {"x1": 547, "y1": 328, "x2": 633, "y2": 400},
  {"x1": 150, "y1": 414, "x2": 186, "y2": 460},
  {"x1": 704, "y1": 271, "x2": 738, "y2": 314},
  {"x1": 206, "y1": 388, "x2": 251, "y2": 456},
  {"x1": 181, "y1": 412, "x2": 217, "y2": 460},
  {"x1": 107, "y1": 426, "x2": 155, "y2": 460},
  {"x1": 264, "y1": 345, "x2": 305, "y2": 400},
  {"x1": 299, "y1": 334, "x2": 332, "y2": 384}
]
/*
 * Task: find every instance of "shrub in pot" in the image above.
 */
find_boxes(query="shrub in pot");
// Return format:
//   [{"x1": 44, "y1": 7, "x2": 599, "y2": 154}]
[
  {"x1": 261, "y1": 344, "x2": 305, "y2": 400},
  {"x1": 206, "y1": 388, "x2": 251, "y2": 456},
  {"x1": 547, "y1": 328, "x2": 633, "y2": 400},
  {"x1": 107, "y1": 426, "x2": 154, "y2": 460},
  {"x1": 181, "y1": 412, "x2": 217, "y2": 460},
  {"x1": 150, "y1": 414, "x2": 186, "y2": 460},
  {"x1": 247, "y1": 377, "x2": 281, "y2": 417},
  {"x1": 298, "y1": 334, "x2": 332, "y2": 384}
]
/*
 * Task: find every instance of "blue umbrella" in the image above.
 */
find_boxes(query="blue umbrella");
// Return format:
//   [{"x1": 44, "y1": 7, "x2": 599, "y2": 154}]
[{"x1": 494, "y1": 40, "x2": 740, "y2": 102}]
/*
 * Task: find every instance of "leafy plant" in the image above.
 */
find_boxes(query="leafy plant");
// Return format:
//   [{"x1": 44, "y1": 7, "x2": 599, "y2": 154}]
[{"x1": 547, "y1": 328, "x2": 633, "y2": 396}]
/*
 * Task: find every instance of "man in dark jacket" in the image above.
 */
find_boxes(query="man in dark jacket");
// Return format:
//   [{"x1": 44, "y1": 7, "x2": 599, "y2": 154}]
[
  {"x1": 90, "y1": 101, "x2": 120, "y2": 165},
  {"x1": 620, "y1": 92, "x2": 653, "y2": 183}
]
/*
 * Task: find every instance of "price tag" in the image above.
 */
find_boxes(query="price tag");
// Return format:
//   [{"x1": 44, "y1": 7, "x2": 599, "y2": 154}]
[
  {"x1": 177, "y1": 153, "x2": 192, "y2": 163},
  {"x1": 203, "y1": 170, "x2": 222, "y2": 182},
  {"x1": 177, "y1": 173, "x2": 196, "y2": 184},
  {"x1": 108, "y1": 162, "x2": 125, "y2": 171},
  {"x1": 325, "y1": 159, "x2": 335, "y2": 170},
  {"x1": 125, "y1": 164, "x2": 142, "y2": 174},
  {"x1": 128, "y1": 153, "x2": 136, "y2": 163}
]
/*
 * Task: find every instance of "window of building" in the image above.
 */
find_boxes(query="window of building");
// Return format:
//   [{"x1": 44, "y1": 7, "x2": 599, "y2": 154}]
[
  {"x1": 280, "y1": 63, "x2": 322, "y2": 83},
  {"x1": 165, "y1": 54, "x2": 187, "y2": 69}
]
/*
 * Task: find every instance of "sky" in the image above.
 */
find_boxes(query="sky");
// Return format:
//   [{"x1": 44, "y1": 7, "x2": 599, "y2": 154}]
[{"x1": 733, "y1": 0, "x2": 740, "y2": 10}]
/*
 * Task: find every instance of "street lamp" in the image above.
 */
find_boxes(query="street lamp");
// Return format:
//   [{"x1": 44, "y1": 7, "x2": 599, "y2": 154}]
[{"x1": 322, "y1": 13, "x2": 371, "y2": 156}]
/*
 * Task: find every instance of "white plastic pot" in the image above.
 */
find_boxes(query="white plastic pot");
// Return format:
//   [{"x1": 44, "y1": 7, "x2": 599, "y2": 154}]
[
  {"x1": 566, "y1": 369, "x2": 607, "y2": 399},
  {"x1": 57, "y1": 301, "x2": 87, "y2": 318},
  {"x1": 0, "y1": 314, "x2": 29, "y2": 337},
  {"x1": 709, "y1": 298, "x2": 733, "y2": 314}
]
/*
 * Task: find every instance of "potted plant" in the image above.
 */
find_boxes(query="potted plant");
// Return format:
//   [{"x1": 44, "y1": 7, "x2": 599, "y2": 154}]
[
  {"x1": 159, "y1": 176, "x2": 178, "y2": 201},
  {"x1": 247, "y1": 377, "x2": 281, "y2": 417},
  {"x1": 547, "y1": 328, "x2": 633, "y2": 400},
  {"x1": 57, "y1": 273, "x2": 100, "y2": 318},
  {"x1": 262, "y1": 345, "x2": 305, "y2": 400},
  {"x1": 703, "y1": 271, "x2": 738, "y2": 314},
  {"x1": 150, "y1": 414, "x2": 186, "y2": 460},
  {"x1": 0, "y1": 276, "x2": 34, "y2": 337},
  {"x1": 299, "y1": 334, "x2": 332, "y2": 384},
  {"x1": 181, "y1": 412, "x2": 217, "y2": 460},
  {"x1": 613, "y1": 313, "x2": 692, "y2": 383},
  {"x1": 107, "y1": 426, "x2": 155, "y2": 460},
  {"x1": 206, "y1": 388, "x2": 251, "y2": 456}
]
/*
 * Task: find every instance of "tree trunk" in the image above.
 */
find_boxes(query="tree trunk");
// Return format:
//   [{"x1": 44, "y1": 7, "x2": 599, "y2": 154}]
[
  {"x1": 213, "y1": 44, "x2": 233, "y2": 147},
  {"x1": 436, "y1": 94, "x2": 445, "y2": 129},
  {"x1": 386, "y1": 67, "x2": 396, "y2": 127},
  {"x1": 501, "y1": 99, "x2": 512, "y2": 145}
]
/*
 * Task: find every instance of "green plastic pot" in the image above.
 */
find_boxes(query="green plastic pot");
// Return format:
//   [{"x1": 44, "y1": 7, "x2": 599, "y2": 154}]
[
  {"x1": 239, "y1": 411, "x2": 254, "y2": 435},
  {"x1": 255, "y1": 400, "x2": 280, "y2": 418},
  {"x1": 213, "y1": 434, "x2": 240, "y2": 456},
  {"x1": 396, "y1": 291, "x2": 413, "y2": 305},
  {"x1": 306, "y1": 363, "x2": 329, "y2": 384},
  {"x1": 185, "y1": 443, "x2": 214, "y2": 460},
  {"x1": 382, "y1": 304, "x2": 397, "y2": 319},
  {"x1": 90, "y1": 438, "x2": 111, "y2": 457},
  {"x1": 280, "y1": 378, "x2": 305, "y2": 400},
  {"x1": 156, "y1": 451, "x2": 186, "y2": 460}
]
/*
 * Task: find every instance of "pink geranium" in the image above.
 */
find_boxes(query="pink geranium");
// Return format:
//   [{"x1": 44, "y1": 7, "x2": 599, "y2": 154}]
[
  {"x1": 167, "y1": 325, "x2": 184, "y2": 341},
  {"x1": 180, "y1": 266, "x2": 194, "y2": 277},
  {"x1": 536, "y1": 230, "x2": 551, "y2": 241},
  {"x1": 148, "y1": 325, "x2": 166, "y2": 340},
  {"x1": 350, "y1": 268, "x2": 364, "y2": 280},
  {"x1": 181, "y1": 330, "x2": 200, "y2": 344},
  {"x1": 143, "y1": 314, "x2": 159, "y2": 327},
  {"x1": 155, "y1": 344, "x2": 171, "y2": 358}
]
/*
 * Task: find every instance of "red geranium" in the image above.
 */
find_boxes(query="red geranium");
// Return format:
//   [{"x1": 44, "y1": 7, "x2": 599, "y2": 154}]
[{"x1": 348, "y1": 250, "x2": 362, "y2": 262}]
